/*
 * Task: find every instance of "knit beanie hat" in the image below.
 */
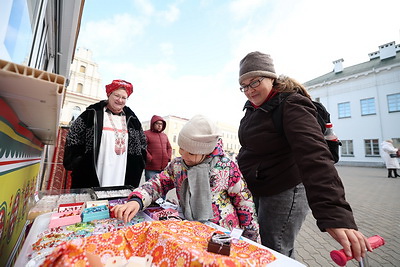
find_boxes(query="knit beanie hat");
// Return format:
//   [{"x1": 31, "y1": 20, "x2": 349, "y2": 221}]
[
  {"x1": 239, "y1": 51, "x2": 278, "y2": 83},
  {"x1": 178, "y1": 115, "x2": 221, "y2": 155}
]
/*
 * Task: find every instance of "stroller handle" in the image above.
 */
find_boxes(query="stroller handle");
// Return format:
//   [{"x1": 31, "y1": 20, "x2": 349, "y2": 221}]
[{"x1": 330, "y1": 235, "x2": 385, "y2": 266}]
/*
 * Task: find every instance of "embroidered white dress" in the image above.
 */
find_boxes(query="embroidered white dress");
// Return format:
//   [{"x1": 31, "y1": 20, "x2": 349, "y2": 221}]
[{"x1": 96, "y1": 110, "x2": 128, "y2": 186}]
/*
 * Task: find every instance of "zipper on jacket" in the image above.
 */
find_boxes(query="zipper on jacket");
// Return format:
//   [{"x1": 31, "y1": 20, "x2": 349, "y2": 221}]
[
  {"x1": 126, "y1": 113, "x2": 146, "y2": 167},
  {"x1": 87, "y1": 107, "x2": 98, "y2": 176}
]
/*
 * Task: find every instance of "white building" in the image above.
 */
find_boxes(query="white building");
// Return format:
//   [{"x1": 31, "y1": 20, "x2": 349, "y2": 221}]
[
  {"x1": 305, "y1": 41, "x2": 400, "y2": 167},
  {"x1": 60, "y1": 47, "x2": 103, "y2": 125}
]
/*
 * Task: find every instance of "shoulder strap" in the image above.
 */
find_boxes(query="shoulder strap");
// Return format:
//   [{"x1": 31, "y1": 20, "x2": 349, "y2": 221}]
[
  {"x1": 271, "y1": 96, "x2": 331, "y2": 136},
  {"x1": 312, "y1": 101, "x2": 330, "y2": 133},
  {"x1": 271, "y1": 93, "x2": 291, "y2": 136}
]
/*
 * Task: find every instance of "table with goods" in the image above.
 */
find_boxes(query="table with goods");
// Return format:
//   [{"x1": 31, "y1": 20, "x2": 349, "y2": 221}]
[{"x1": 15, "y1": 186, "x2": 306, "y2": 267}]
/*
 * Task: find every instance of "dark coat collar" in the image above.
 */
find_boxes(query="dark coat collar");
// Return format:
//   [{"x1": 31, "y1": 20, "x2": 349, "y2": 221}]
[{"x1": 242, "y1": 92, "x2": 292, "y2": 113}]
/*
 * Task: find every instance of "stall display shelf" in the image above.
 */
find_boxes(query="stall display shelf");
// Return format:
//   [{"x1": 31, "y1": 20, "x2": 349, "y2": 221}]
[
  {"x1": 91, "y1": 185, "x2": 134, "y2": 200},
  {"x1": 28, "y1": 189, "x2": 95, "y2": 220}
]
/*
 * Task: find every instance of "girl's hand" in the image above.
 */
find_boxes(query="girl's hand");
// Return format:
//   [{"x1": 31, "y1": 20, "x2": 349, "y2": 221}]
[{"x1": 111, "y1": 201, "x2": 140, "y2": 223}]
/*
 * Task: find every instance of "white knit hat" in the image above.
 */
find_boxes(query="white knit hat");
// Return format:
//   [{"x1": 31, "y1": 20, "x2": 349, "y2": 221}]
[{"x1": 178, "y1": 115, "x2": 221, "y2": 154}]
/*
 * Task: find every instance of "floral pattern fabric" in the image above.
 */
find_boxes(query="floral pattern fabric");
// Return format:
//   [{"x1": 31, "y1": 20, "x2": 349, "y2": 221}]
[{"x1": 41, "y1": 220, "x2": 276, "y2": 267}]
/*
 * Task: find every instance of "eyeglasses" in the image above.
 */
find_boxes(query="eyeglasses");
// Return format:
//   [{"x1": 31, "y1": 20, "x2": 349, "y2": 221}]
[
  {"x1": 112, "y1": 93, "x2": 127, "y2": 101},
  {"x1": 239, "y1": 77, "x2": 266, "y2": 92}
]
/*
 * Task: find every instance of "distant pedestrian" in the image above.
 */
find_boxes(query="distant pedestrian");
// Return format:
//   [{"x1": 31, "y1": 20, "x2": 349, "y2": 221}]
[
  {"x1": 380, "y1": 139, "x2": 400, "y2": 178},
  {"x1": 144, "y1": 115, "x2": 172, "y2": 181}
]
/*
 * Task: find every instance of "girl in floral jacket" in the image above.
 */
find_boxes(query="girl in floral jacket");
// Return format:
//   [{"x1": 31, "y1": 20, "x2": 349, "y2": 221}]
[{"x1": 112, "y1": 115, "x2": 260, "y2": 242}]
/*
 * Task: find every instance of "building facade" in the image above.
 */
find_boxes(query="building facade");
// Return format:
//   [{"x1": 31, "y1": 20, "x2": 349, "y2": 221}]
[
  {"x1": 0, "y1": 0, "x2": 84, "y2": 264},
  {"x1": 142, "y1": 115, "x2": 241, "y2": 159},
  {"x1": 60, "y1": 47, "x2": 103, "y2": 126},
  {"x1": 305, "y1": 41, "x2": 400, "y2": 167}
]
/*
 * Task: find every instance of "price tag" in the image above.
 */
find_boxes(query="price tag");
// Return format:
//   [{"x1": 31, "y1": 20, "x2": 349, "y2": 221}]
[{"x1": 230, "y1": 228, "x2": 243, "y2": 239}]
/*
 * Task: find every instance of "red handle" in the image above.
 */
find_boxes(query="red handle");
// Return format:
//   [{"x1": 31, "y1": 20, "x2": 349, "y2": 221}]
[{"x1": 330, "y1": 235, "x2": 385, "y2": 266}]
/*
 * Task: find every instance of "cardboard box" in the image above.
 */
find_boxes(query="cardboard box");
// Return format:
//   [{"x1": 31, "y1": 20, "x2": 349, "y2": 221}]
[{"x1": 207, "y1": 232, "x2": 231, "y2": 256}]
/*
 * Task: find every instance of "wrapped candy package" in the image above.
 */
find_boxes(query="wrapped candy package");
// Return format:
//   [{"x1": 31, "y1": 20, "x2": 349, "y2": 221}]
[
  {"x1": 81, "y1": 205, "x2": 110, "y2": 222},
  {"x1": 48, "y1": 202, "x2": 85, "y2": 228}
]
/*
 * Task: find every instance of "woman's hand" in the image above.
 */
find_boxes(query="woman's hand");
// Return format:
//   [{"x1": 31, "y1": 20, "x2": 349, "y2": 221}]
[
  {"x1": 327, "y1": 228, "x2": 373, "y2": 261},
  {"x1": 111, "y1": 201, "x2": 140, "y2": 223}
]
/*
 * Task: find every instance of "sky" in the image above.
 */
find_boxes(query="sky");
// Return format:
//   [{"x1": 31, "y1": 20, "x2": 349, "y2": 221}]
[{"x1": 77, "y1": 0, "x2": 400, "y2": 126}]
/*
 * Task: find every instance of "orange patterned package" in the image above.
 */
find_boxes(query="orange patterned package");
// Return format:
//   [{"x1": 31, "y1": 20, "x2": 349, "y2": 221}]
[{"x1": 41, "y1": 220, "x2": 276, "y2": 266}]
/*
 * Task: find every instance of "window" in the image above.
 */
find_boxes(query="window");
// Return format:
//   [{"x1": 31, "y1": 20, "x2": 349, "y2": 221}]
[
  {"x1": 71, "y1": 106, "x2": 81, "y2": 121},
  {"x1": 338, "y1": 102, "x2": 351, "y2": 118},
  {"x1": 173, "y1": 135, "x2": 177, "y2": 143},
  {"x1": 76, "y1": 83, "x2": 83, "y2": 93},
  {"x1": 4, "y1": 0, "x2": 34, "y2": 64},
  {"x1": 80, "y1": 65, "x2": 86, "y2": 73},
  {"x1": 360, "y1": 98, "x2": 376, "y2": 116},
  {"x1": 364, "y1": 139, "x2": 380, "y2": 156},
  {"x1": 340, "y1": 140, "x2": 354, "y2": 156},
  {"x1": 387, "y1": 93, "x2": 400, "y2": 112}
]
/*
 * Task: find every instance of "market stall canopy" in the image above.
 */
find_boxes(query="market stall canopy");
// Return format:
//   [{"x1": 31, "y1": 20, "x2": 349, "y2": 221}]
[{"x1": 0, "y1": 59, "x2": 66, "y2": 145}]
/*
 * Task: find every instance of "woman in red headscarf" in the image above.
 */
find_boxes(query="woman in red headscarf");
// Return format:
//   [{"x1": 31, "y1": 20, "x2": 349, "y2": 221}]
[{"x1": 64, "y1": 79, "x2": 147, "y2": 188}]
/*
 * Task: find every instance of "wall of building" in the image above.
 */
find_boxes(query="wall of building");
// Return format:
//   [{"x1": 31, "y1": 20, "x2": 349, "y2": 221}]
[
  {"x1": 60, "y1": 47, "x2": 103, "y2": 126},
  {"x1": 306, "y1": 42, "x2": 400, "y2": 167}
]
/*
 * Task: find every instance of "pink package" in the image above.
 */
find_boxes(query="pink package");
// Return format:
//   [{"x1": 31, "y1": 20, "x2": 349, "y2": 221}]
[
  {"x1": 49, "y1": 210, "x2": 82, "y2": 228},
  {"x1": 58, "y1": 202, "x2": 85, "y2": 213}
]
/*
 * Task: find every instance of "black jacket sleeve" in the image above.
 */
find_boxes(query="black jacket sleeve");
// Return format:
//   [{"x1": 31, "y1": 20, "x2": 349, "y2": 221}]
[{"x1": 63, "y1": 115, "x2": 87, "y2": 171}]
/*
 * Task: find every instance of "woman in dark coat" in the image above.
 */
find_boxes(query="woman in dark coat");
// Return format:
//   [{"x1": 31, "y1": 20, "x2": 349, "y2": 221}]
[
  {"x1": 63, "y1": 79, "x2": 147, "y2": 189},
  {"x1": 236, "y1": 51, "x2": 371, "y2": 261}
]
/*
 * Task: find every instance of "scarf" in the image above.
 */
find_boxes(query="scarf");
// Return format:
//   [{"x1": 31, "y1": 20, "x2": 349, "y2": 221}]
[
  {"x1": 179, "y1": 157, "x2": 215, "y2": 222},
  {"x1": 251, "y1": 88, "x2": 278, "y2": 108}
]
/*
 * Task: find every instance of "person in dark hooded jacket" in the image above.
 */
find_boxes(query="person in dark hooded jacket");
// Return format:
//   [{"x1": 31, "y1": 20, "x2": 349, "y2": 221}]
[
  {"x1": 144, "y1": 115, "x2": 172, "y2": 181},
  {"x1": 63, "y1": 79, "x2": 147, "y2": 189}
]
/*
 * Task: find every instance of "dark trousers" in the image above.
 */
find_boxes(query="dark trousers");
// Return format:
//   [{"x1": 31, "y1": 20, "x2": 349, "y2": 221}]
[
  {"x1": 254, "y1": 183, "x2": 309, "y2": 259},
  {"x1": 388, "y1": 169, "x2": 399, "y2": 178}
]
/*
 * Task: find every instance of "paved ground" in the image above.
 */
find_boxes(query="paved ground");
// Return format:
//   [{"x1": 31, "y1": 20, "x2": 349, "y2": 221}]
[{"x1": 295, "y1": 166, "x2": 400, "y2": 267}]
